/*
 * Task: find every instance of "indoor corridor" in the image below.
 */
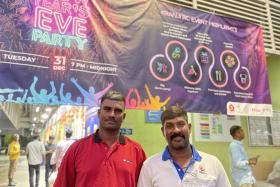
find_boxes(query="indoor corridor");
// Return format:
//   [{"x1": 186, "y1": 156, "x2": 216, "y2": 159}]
[{"x1": 0, "y1": 155, "x2": 46, "y2": 187}]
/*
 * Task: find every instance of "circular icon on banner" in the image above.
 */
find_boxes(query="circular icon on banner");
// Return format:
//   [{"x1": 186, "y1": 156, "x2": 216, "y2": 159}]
[
  {"x1": 166, "y1": 41, "x2": 187, "y2": 63},
  {"x1": 149, "y1": 54, "x2": 174, "y2": 81},
  {"x1": 221, "y1": 52, "x2": 238, "y2": 69},
  {"x1": 181, "y1": 63, "x2": 201, "y2": 84},
  {"x1": 234, "y1": 66, "x2": 251, "y2": 90},
  {"x1": 195, "y1": 46, "x2": 214, "y2": 65},
  {"x1": 211, "y1": 69, "x2": 226, "y2": 83}
]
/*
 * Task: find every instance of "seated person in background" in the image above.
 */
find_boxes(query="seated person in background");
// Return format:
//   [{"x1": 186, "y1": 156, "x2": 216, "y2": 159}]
[{"x1": 267, "y1": 160, "x2": 280, "y2": 186}]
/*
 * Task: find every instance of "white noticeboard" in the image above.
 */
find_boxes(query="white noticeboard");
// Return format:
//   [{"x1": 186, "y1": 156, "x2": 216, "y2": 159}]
[
  {"x1": 248, "y1": 111, "x2": 280, "y2": 146},
  {"x1": 193, "y1": 113, "x2": 240, "y2": 142}
]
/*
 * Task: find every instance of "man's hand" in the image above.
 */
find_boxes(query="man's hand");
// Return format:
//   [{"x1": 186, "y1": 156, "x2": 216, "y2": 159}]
[{"x1": 248, "y1": 155, "x2": 260, "y2": 165}]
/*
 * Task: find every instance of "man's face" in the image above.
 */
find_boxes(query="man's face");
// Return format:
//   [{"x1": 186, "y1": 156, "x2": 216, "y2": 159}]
[
  {"x1": 14, "y1": 135, "x2": 19, "y2": 141},
  {"x1": 161, "y1": 116, "x2": 191, "y2": 150},
  {"x1": 98, "y1": 99, "x2": 126, "y2": 132},
  {"x1": 237, "y1": 128, "x2": 245, "y2": 140},
  {"x1": 49, "y1": 139, "x2": 54, "y2": 144}
]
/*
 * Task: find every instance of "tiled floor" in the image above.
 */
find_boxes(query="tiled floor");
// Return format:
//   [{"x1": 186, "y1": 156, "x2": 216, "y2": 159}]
[{"x1": 0, "y1": 155, "x2": 46, "y2": 187}]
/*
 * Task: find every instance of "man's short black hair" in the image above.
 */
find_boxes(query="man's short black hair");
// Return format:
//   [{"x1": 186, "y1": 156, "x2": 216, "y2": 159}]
[
  {"x1": 33, "y1": 130, "x2": 40, "y2": 139},
  {"x1": 230, "y1": 125, "x2": 242, "y2": 137},
  {"x1": 49, "y1": 135, "x2": 55, "y2": 140},
  {"x1": 100, "y1": 91, "x2": 125, "y2": 106},
  {"x1": 65, "y1": 128, "x2": 73, "y2": 138},
  {"x1": 161, "y1": 105, "x2": 188, "y2": 125}
]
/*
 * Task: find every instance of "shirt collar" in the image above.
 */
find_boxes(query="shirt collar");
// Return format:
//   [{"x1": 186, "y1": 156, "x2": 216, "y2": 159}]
[
  {"x1": 233, "y1": 139, "x2": 243, "y2": 145},
  {"x1": 93, "y1": 129, "x2": 126, "y2": 145},
  {"x1": 162, "y1": 144, "x2": 202, "y2": 161}
]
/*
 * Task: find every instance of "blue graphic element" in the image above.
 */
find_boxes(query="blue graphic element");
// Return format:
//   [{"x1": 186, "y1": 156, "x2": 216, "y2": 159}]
[
  {"x1": 0, "y1": 88, "x2": 23, "y2": 94},
  {"x1": 71, "y1": 78, "x2": 113, "y2": 107},
  {"x1": 59, "y1": 82, "x2": 73, "y2": 104},
  {"x1": 30, "y1": 76, "x2": 56, "y2": 104},
  {"x1": 0, "y1": 95, "x2": 4, "y2": 102},
  {"x1": 16, "y1": 89, "x2": 28, "y2": 103}
]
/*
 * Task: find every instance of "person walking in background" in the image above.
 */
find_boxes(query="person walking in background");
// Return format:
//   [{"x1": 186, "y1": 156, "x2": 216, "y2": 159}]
[
  {"x1": 48, "y1": 128, "x2": 75, "y2": 186},
  {"x1": 45, "y1": 135, "x2": 56, "y2": 187},
  {"x1": 229, "y1": 125, "x2": 259, "y2": 187},
  {"x1": 51, "y1": 128, "x2": 75, "y2": 170},
  {"x1": 26, "y1": 131, "x2": 45, "y2": 187},
  {"x1": 7, "y1": 134, "x2": 21, "y2": 186},
  {"x1": 137, "y1": 106, "x2": 231, "y2": 187},
  {"x1": 54, "y1": 91, "x2": 146, "y2": 187}
]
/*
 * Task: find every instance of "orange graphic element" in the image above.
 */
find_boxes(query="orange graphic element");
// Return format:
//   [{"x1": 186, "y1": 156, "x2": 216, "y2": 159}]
[
  {"x1": 125, "y1": 85, "x2": 171, "y2": 110},
  {"x1": 142, "y1": 84, "x2": 170, "y2": 110}
]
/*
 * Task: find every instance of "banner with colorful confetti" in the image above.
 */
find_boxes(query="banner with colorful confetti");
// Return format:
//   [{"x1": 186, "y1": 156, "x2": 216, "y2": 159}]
[{"x1": 0, "y1": 0, "x2": 271, "y2": 115}]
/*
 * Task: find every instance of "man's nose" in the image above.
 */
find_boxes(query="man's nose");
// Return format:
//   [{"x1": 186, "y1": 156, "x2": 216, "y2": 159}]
[
  {"x1": 173, "y1": 125, "x2": 181, "y2": 132},
  {"x1": 109, "y1": 109, "x2": 116, "y2": 116}
]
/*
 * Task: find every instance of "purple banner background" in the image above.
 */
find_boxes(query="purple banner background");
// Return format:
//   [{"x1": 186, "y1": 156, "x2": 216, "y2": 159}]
[{"x1": 0, "y1": 0, "x2": 271, "y2": 114}]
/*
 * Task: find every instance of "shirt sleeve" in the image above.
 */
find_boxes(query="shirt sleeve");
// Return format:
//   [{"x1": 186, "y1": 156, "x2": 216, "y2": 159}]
[
  {"x1": 52, "y1": 143, "x2": 62, "y2": 168},
  {"x1": 229, "y1": 143, "x2": 249, "y2": 169},
  {"x1": 25, "y1": 144, "x2": 29, "y2": 157},
  {"x1": 137, "y1": 160, "x2": 153, "y2": 187},
  {"x1": 135, "y1": 146, "x2": 147, "y2": 182},
  {"x1": 215, "y1": 157, "x2": 231, "y2": 187},
  {"x1": 53, "y1": 142, "x2": 77, "y2": 187},
  {"x1": 9, "y1": 143, "x2": 20, "y2": 156}
]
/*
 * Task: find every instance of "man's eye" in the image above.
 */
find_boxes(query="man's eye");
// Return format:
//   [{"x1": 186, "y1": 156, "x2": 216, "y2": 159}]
[
  {"x1": 177, "y1": 123, "x2": 186, "y2": 128},
  {"x1": 165, "y1": 124, "x2": 173, "y2": 129},
  {"x1": 103, "y1": 107, "x2": 111, "y2": 111},
  {"x1": 114, "y1": 109, "x2": 123, "y2": 114}
]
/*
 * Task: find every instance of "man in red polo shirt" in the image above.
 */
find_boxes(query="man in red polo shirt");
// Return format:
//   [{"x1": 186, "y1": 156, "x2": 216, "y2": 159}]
[{"x1": 54, "y1": 90, "x2": 146, "y2": 187}]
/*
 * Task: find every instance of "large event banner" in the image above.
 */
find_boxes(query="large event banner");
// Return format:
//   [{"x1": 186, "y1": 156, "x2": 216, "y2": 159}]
[{"x1": 0, "y1": 0, "x2": 272, "y2": 115}]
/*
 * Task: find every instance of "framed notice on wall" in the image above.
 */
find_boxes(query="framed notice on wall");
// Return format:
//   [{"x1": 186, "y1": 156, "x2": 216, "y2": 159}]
[
  {"x1": 193, "y1": 113, "x2": 240, "y2": 142},
  {"x1": 248, "y1": 111, "x2": 280, "y2": 146}
]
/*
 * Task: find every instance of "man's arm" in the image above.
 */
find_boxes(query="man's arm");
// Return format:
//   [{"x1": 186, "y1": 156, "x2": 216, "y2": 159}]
[
  {"x1": 229, "y1": 144, "x2": 249, "y2": 169},
  {"x1": 135, "y1": 146, "x2": 147, "y2": 182},
  {"x1": 7, "y1": 144, "x2": 11, "y2": 156},
  {"x1": 215, "y1": 157, "x2": 231, "y2": 187},
  {"x1": 9, "y1": 143, "x2": 20, "y2": 156},
  {"x1": 25, "y1": 145, "x2": 29, "y2": 160},
  {"x1": 137, "y1": 160, "x2": 153, "y2": 187},
  {"x1": 51, "y1": 143, "x2": 62, "y2": 168},
  {"x1": 41, "y1": 142, "x2": 46, "y2": 162}
]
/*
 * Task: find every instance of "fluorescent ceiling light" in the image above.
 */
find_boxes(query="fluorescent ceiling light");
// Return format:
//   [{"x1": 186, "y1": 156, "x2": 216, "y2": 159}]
[
  {"x1": 45, "y1": 107, "x2": 52, "y2": 112},
  {"x1": 35, "y1": 106, "x2": 40, "y2": 112},
  {"x1": 41, "y1": 113, "x2": 49, "y2": 119}
]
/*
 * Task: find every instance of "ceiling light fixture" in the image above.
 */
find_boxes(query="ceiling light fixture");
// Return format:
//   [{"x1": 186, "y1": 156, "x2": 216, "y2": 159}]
[
  {"x1": 41, "y1": 113, "x2": 49, "y2": 119},
  {"x1": 45, "y1": 107, "x2": 52, "y2": 112},
  {"x1": 35, "y1": 106, "x2": 40, "y2": 112}
]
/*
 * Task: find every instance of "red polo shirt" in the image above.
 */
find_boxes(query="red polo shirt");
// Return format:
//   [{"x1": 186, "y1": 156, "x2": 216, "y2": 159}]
[{"x1": 54, "y1": 130, "x2": 146, "y2": 187}]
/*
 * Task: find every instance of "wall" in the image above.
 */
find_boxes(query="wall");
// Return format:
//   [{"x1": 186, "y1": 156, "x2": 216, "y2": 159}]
[
  {"x1": 122, "y1": 110, "x2": 166, "y2": 155},
  {"x1": 123, "y1": 54, "x2": 280, "y2": 185},
  {"x1": 268, "y1": 54, "x2": 280, "y2": 110}
]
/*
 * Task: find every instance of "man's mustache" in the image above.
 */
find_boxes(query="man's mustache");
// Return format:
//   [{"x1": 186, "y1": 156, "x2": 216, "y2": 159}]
[{"x1": 170, "y1": 133, "x2": 185, "y2": 140}]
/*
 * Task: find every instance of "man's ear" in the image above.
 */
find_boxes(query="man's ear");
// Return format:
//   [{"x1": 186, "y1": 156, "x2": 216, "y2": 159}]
[
  {"x1": 123, "y1": 112, "x2": 126, "y2": 120},
  {"x1": 161, "y1": 126, "x2": 165, "y2": 137},
  {"x1": 98, "y1": 109, "x2": 100, "y2": 117},
  {"x1": 188, "y1": 123, "x2": 192, "y2": 133}
]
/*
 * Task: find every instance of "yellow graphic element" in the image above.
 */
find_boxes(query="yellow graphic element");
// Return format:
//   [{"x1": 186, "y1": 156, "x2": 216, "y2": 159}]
[{"x1": 142, "y1": 84, "x2": 171, "y2": 110}]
